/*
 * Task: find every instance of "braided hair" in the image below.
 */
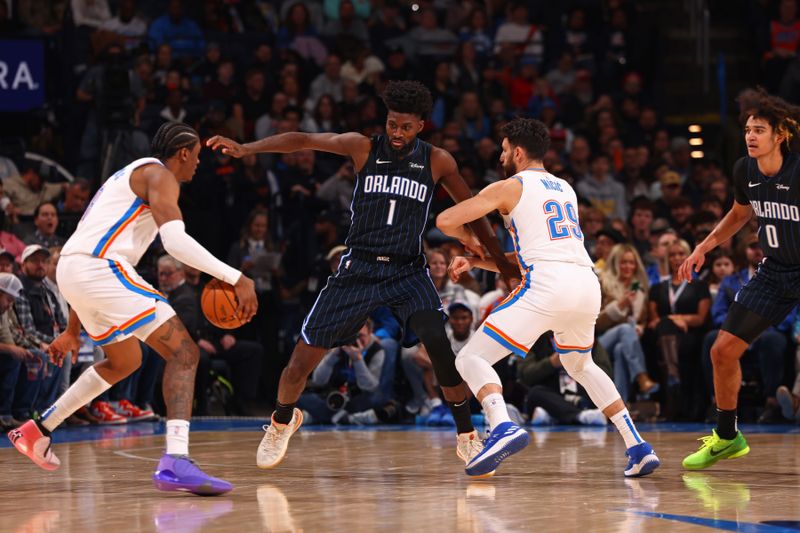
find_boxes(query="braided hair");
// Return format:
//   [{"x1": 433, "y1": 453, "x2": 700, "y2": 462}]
[
  {"x1": 742, "y1": 88, "x2": 800, "y2": 154},
  {"x1": 381, "y1": 80, "x2": 432, "y2": 119},
  {"x1": 151, "y1": 121, "x2": 199, "y2": 162}
]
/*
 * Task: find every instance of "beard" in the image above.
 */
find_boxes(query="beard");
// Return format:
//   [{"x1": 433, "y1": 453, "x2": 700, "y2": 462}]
[
  {"x1": 389, "y1": 138, "x2": 414, "y2": 156},
  {"x1": 502, "y1": 160, "x2": 518, "y2": 178}
]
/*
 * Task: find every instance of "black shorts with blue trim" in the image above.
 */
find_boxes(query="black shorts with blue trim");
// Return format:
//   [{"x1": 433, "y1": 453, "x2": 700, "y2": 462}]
[
  {"x1": 722, "y1": 257, "x2": 800, "y2": 340},
  {"x1": 300, "y1": 253, "x2": 443, "y2": 349}
]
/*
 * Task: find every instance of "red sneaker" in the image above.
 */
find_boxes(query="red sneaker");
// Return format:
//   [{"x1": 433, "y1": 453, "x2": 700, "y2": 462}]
[
  {"x1": 8, "y1": 420, "x2": 60, "y2": 470},
  {"x1": 90, "y1": 401, "x2": 127, "y2": 424},
  {"x1": 116, "y1": 400, "x2": 155, "y2": 421}
]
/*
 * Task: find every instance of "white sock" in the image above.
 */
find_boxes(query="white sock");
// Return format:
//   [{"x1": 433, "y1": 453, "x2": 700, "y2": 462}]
[
  {"x1": 610, "y1": 408, "x2": 643, "y2": 449},
  {"x1": 41, "y1": 366, "x2": 111, "y2": 432},
  {"x1": 166, "y1": 419, "x2": 190, "y2": 456},
  {"x1": 481, "y1": 393, "x2": 511, "y2": 429}
]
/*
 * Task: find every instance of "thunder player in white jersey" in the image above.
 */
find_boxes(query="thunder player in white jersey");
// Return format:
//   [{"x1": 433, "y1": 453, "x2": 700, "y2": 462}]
[
  {"x1": 437, "y1": 118, "x2": 659, "y2": 478},
  {"x1": 7, "y1": 122, "x2": 257, "y2": 495}
]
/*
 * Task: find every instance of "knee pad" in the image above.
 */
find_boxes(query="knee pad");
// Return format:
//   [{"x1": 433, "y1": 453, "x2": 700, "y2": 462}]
[
  {"x1": 559, "y1": 351, "x2": 620, "y2": 411},
  {"x1": 409, "y1": 310, "x2": 462, "y2": 387}
]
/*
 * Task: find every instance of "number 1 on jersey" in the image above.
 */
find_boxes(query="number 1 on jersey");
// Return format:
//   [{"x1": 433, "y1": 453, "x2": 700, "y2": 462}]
[{"x1": 386, "y1": 199, "x2": 397, "y2": 225}]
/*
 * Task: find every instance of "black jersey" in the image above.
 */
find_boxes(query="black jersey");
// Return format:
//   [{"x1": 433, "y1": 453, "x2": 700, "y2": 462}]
[
  {"x1": 733, "y1": 154, "x2": 800, "y2": 265},
  {"x1": 345, "y1": 135, "x2": 436, "y2": 257}
]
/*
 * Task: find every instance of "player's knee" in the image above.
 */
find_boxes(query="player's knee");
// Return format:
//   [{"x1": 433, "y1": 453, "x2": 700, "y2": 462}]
[
  {"x1": 559, "y1": 351, "x2": 589, "y2": 378},
  {"x1": 710, "y1": 338, "x2": 741, "y2": 366},
  {"x1": 454, "y1": 348, "x2": 470, "y2": 377}
]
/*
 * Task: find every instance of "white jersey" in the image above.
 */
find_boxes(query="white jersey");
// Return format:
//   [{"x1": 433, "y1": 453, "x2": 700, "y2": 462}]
[
  {"x1": 61, "y1": 158, "x2": 162, "y2": 265},
  {"x1": 504, "y1": 168, "x2": 593, "y2": 271}
]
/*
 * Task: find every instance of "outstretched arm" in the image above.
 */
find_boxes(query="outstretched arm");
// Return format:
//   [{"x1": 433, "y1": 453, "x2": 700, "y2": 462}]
[
  {"x1": 677, "y1": 201, "x2": 753, "y2": 282},
  {"x1": 434, "y1": 148, "x2": 519, "y2": 282},
  {"x1": 207, "y1": 132, "x2": 372, "y2": 170},
  {"x1": 147, "y1": 167, "x2": 258, "y2": 322}
]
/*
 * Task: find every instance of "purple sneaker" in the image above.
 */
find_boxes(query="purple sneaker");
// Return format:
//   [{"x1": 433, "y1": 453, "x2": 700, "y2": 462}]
[{"x1": 153, "y1": 454, "x2": 233, "y2": 496}]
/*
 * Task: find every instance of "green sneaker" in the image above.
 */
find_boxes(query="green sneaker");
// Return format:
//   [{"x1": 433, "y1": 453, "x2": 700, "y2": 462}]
[{"x1": 682, "y1": 430, "x2": 750, "y2": 470}]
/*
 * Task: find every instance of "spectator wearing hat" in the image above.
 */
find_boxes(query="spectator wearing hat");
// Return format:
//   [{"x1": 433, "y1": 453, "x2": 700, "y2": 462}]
[
  {"x1": 25, "y1": 202, "x2": 65, "y2": 249},
  {"x1": 577, "y1": 153, "x2": 629, "y2": 221},
  {"x1": 652, "y1": 170, "x2": 683, "y2": 221},
  {"x1": 13, "y1": 246, "x2": 65, "y2": 421},
  {"x1": 0, "y1": 273, "x2": 31, "y2": 429}
]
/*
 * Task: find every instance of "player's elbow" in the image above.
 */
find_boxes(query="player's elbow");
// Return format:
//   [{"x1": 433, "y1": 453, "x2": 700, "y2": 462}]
[{"x1": 436, "y1": 212, "x2": 457, "y2": 234}]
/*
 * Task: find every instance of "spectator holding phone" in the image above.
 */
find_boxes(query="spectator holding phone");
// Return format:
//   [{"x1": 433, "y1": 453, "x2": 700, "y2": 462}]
[{"x1": 597, "y1": 244, "x2": 659, "y2": 402}]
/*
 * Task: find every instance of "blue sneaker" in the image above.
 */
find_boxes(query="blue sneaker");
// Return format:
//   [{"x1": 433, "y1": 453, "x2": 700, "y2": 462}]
[
  {"x1": 153, "y1": 454, "x2": 233, "y2": 495},
  {"x1": 425, "y1": 404, "x2": 448, "y2": 426},
  {"x1": 465, "y1": 422, "x2": 529, "y2": 477},
  {"x1": 624, "y1": 442, "x2": 660, "y2": 477}
]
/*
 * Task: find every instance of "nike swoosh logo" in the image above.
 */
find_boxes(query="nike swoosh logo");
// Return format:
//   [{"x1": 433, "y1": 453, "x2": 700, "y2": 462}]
[
  {"x1": 376, "y1": 159, "x2": 391, "y2": 164},
  {"x1": 748, "y1": 181, "x2": 761, "y2": 188},
  {"x1": 708, "y1": 442, "x2": 734, "y2": 457}
]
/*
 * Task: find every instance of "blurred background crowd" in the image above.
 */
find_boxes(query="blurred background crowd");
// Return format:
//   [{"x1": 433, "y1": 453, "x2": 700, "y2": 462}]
[{"x1": 0, "y1": 0, "x2": 799, "y2": 430}]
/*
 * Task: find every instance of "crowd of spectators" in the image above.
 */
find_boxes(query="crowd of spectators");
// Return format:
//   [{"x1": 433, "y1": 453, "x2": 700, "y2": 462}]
[{"x1": 0, "y1": 0, "x2": 799, "y2": 430}]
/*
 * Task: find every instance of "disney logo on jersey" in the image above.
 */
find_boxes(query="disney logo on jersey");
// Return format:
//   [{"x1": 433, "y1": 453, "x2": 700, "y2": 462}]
[
  {"x1": 363, "y1": 174, "x2": 428, "y2": 202},
  {"x1": 409, "y1": 162, "x2": 425, "y2": 170},
  {"x1": 776, "y1": 184, "x2": 790, "y2": 191}
]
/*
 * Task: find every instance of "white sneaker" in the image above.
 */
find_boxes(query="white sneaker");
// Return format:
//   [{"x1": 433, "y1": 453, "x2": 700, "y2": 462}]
[
  {"x1": 348, "y1": 409, "x2": 379, "y2": 425},
  {"x1": 530, "y1": 407, "x2": 554, "y2": 426},
  {"x1": 506, "y1": 404, "x2": 526, "y2": 426},
  {"x1": 456, "y1": 430, "x2": 486, "y2": 467},
  {"x1": 257, "y1": 408, "x2": 303, "y2": 469},
  {"x1": 577, "y1": 409, "x2": 607, "y2": 426}
]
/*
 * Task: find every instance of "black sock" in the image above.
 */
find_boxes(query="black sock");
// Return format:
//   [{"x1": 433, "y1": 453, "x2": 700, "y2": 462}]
[
  {"x1": 716, "y1": 408, "x2": 737, "y2": 440},
  {"x1": 448, "y1": 399, "x2": 474, "y2": 434},
  {"x1": 273, "y1": 402, "x2": 295, "y2": 425},
  {"x1": 34, "y1": 418, "x2": 51, "y2": 437}
]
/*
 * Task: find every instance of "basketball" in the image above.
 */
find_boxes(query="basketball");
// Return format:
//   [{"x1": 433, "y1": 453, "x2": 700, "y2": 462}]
[{"x1": 201, "y1": 279, "x2": 244, "y2": 329}]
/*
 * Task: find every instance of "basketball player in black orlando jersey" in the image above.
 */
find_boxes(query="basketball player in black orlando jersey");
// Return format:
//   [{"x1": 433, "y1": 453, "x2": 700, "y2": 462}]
[
  {"x1": 679, "y1": 89, "x2": 800, "y2": 469},
  {"x1": 208, "y1": 80, "x2": 517, "y2": 472}
]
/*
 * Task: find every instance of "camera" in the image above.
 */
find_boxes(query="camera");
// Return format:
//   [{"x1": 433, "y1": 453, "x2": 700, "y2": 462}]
[{"x1": 326, "y1": 390, "x2": 349, "y2": 410}]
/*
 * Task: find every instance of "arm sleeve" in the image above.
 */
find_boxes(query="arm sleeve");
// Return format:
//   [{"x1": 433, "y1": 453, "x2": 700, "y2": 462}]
[
  {"x1": 732, "y1": 157, "x2": 749, "y2": 206},
  {"x1": 159, "y1": 220, "x2": 241, "y2": 285}
]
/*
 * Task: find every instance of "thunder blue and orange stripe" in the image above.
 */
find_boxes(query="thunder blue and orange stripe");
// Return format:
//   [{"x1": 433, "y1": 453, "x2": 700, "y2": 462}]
[
  {"x1": 491, "y1": 218, "x2": 532, "y2": 315},
  {"x1": 92, "y1": 198, "x2": 149, "y2": 258},
  {"x1": 108, "y1": 260, "x2": 168, "y2": 302},
  {"x1": 552, "y1": 338, "x2": 593, "y2": 354},
  {"x1": 88, "y1": 307, "x2": 157, "y2": 345},
  {"x1": 483, "y1": 322, "x2": 529, "y2": 357}
]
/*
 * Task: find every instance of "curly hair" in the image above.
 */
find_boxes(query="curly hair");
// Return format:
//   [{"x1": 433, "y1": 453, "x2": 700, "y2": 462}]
[
  {"x1": 151, "y1": 121, "x2": 199, "y2": 162},
  {"x1": 381, "y1": 80, "x2": 432, "y2": 119},
  {"x1": 741, "y1": 87, "x2": 800, "y2": 154},
  {"x1": 501, "y1": 117, "x2": 550, "y2": 160}
]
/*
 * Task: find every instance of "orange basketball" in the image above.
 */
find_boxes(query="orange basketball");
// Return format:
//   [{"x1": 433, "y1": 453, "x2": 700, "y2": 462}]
[{"x1": 201, "y1": 279, "x2": 245, "y2": 329}]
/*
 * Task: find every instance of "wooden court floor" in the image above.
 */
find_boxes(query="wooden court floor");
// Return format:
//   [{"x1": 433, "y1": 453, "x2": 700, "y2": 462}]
[{"x1": 1, "y1": 425, "x2": 799, "y2": 532}]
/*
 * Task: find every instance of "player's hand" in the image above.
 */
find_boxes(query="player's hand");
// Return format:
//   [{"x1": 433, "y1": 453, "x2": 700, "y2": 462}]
[
  {"x1": 198, "y1": 338, "x2": 217, "y2": 354},
  {"x1": 668, "y1": 314, "x2": 689, "y2": 332},
  {"x1": 678, "y1": 247, "x2": 705, "y2": 282},
  {"x1": 459, "y1": 233, "x2": 485, "y2": 259},
  {"x1": 233, "y1": 275, "x2": 258, "y2": 323},
  {"x1": 206, "y1": 136, "x2": 250, "y2": 158},
  {"x1": 220, "y1": 334, "x2": 236, "y2": 351},
  {"x1": 448, "y1": 256, "x2": 472, "y2": 282},
  {"x1": 47, "y1": 331, "x2": 81, "y2": 367}
]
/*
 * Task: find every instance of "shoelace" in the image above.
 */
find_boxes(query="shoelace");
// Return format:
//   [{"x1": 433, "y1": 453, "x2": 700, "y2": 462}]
[
  {"x1": 697, "y1": 434, "x2": 718, "y2": 450},
  {"x1": 259, "y1": 424, "x2": 283, "y2": 452}
]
